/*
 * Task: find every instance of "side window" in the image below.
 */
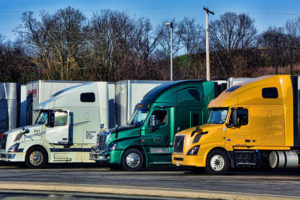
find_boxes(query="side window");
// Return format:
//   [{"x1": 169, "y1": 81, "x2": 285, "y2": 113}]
[
  {"x1": 229, "y1": 108, "x2": 248, "y2": 126},
  {"x1": 262, "y1": 87, "x2": 278, "y2": 98},
  {"x1": 54, "y1": 111, "x2": 68, "y2": 126},
  {"x1": 150, "y1": 110, "x2": 167, "y2": 126},
  {"x1": 80, "y1": 93, "x2": 95, "y2": 102}
]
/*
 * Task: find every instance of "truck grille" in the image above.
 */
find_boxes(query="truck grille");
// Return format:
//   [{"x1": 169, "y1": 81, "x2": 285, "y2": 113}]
[
  {"x1": 173, "y1": 135, "x2": 185, "y2": 153},
  {"x1": 97, "y1": 132, "x2": 108, "y2": 151},
  {"x1": 0, "y1": 134, "x2": 7, "y2": 150}
]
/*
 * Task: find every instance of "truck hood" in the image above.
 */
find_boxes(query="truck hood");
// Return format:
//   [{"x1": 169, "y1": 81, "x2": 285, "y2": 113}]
[
  {"x1": 110, "y1": 125, "x2": 138, "y2": 133},
  {"x1": 175, "y1": 124, "x2": 224, "y2": 151},
  {"x1": 3, "y1": 124, "x2": 44, "y2": 151},
  {"x1": 108, "y1": 125, "x2": 141, "y2": 143},
  {"x1": 175, "y1": 124, "x2": 223, "y2": 137}
]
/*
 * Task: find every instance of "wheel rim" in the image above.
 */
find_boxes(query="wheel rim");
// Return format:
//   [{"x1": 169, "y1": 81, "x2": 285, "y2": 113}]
[
  {"x1": 210, "y1": 154, "x2": 225, "y2": 172},
  {"x1": 29, "y1": 150, "x2": 43, "y2": 166},
  {"x1": 126, "y1": 152, "x2": 140, "y2": 168}
]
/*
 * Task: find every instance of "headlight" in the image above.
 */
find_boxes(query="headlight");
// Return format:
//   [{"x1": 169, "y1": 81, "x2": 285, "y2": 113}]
[
  {"x1": 186, "y1": 145, "x2": 200, "y2": 155},
  {"x1": 8, "y1": 143, "x2": 20, "y2": 152},
  {"x1": 107, "y1": 143, "x2": 118, "y2": 151}
]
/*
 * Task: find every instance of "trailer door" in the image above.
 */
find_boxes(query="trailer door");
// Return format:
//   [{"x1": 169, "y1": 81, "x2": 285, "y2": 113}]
[{"x1": 45, "y1": 111, "x2": 69, "y2": 144}]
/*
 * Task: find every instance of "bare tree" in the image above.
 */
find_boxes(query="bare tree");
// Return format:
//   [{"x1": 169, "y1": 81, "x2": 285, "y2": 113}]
[
  {"x1": 209, "y1": 12, "x2": 257, "y2": 77},
  {"x1": 18, "y1": 7, "x2": 87, "y2": 80},
  {"x1": 285, "y1": 17, "x2": 300, "y2": 47},
  {"x1": 210, "y1": 12, "x2": 257, "y2": 51}
]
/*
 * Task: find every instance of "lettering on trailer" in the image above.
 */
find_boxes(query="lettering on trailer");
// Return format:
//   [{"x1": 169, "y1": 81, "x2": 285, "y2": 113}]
[{"x1": 84, "y1": 130, "x2": 97, "y2": 143}]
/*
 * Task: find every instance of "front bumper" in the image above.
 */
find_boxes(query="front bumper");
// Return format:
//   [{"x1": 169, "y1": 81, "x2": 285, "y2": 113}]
[
  {"x1": 90, "y1": 148, "x2": 109, "y2": 162},
  {"x1": 90, "y1": 147, "x2": 123, "y2": 166},
  {"x1": 172, "y1": 154, "x2": 206, "y2": 167},
  {"x1": 0, "y1": 152, "x2": 25, "y2": 162}
]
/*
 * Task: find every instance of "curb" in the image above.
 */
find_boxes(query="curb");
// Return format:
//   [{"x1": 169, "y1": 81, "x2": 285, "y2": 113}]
[{"x1": 0, "y1": 181, "x2": 298, "y2": 200}]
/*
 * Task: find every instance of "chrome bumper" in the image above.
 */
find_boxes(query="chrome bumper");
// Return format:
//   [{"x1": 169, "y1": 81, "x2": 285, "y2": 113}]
[{"x1": 89, "y1": 146, "x2": 109, "y2": 162}]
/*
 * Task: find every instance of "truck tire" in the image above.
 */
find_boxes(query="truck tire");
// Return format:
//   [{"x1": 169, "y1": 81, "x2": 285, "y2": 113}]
[
  {"x1": 122, "y1": 148, "x2": 144, "y2": 171},
  {"x1": 205, "y1": 149, "x2": 229, "y2": 175},
  {"x1": 25, "y1": 147, "x2": 47, "y2": 168}
]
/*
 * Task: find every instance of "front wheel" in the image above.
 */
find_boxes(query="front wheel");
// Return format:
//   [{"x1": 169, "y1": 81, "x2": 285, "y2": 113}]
[
  {"x1": 205, "y1": 149, "x2": 229, "y2": 175},
  {"x1": 122, "y1": 148, "x2": 144, "y2": 171},
  {"x1": 25, "y1": 147, "x2": 47, "y2": 168}
]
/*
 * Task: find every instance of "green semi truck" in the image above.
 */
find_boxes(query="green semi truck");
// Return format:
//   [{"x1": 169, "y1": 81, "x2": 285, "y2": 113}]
[{"x1": 90, "y1": 80, "x2": 222, "y2": 170}]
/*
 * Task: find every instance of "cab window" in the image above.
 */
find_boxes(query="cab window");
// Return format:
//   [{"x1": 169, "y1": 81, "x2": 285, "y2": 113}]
[
  {"x1": 54, "y1": 111, "x2": 68, "y2": 126},
  {"x1": 229, "y1": 108, "x2": 248, "y2": 126},
  {"x1": 150, "y1": 110, "x2": 167, "y2": 126}
]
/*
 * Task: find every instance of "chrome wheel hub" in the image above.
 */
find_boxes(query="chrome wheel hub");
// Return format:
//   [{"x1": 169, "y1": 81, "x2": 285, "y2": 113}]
[
  {"x1": 210, "y1": 154, "x2": 225, "y2": 172},
  {"x1": 29, "y1": 151, "x2": 43, "y2": 166},
  {"x1": 126, "y1": 153, "x2": 140, "y2": 168}
]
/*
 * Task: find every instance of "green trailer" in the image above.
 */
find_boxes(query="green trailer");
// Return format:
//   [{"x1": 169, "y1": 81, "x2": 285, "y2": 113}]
[{"x1": 90, "y1": 80, "x2": 220, "y2": 170}]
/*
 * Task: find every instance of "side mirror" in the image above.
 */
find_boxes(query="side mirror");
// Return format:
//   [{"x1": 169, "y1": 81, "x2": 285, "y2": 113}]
[
  {"x1": 150, "y1": 115, "x2": 156, "y2": 127},
  {"x1": 49, "y1": 112, "x2": 55, "y2": 128},
  {"x1": 231, "y1": 109, "x2": 238, "y2": 127},
  {"x1": 22, "y1": 127, "x2": 30, "y2": 134}
]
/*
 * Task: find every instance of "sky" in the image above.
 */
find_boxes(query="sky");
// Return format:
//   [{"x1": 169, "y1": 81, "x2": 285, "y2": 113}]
[{"x1": 0, "y1": 0, "x2": 300, "y2": 41}]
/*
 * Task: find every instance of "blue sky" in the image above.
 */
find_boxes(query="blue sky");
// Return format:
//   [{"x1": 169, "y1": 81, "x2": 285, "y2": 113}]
[{"x1": 0, "y1": 0, "x2": 300, "y2": 41}]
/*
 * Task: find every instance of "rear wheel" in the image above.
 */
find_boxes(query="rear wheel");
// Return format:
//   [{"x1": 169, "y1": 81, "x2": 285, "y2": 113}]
[
  {"x1": 205, "y1": 149, "x2": 229, "y2": 175},
  {"x1": 25, "y1": 147, "x2": 47, "y2": 168},
  {"x1": 122, "y1": 148, "x2": 144, "y2": 171}
]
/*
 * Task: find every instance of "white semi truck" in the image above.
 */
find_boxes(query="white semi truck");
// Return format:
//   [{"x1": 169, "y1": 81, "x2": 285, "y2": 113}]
[{"x1": 0, "y1": 82, "x2": 112, "y2": 168}]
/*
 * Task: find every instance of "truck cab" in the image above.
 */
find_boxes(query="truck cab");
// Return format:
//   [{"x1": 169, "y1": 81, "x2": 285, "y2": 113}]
[
  {"x1": 90, "y1": 80, "x2": 219, "y2": 170},
  {"x1": 172, "y1": 75, "x2": 300, "y2": 174},
  {"x1": 0, "y1": 82, "x2": 110, "y2": 168}
]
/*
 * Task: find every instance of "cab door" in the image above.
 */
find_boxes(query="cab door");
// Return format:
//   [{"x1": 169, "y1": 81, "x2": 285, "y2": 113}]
[
  {"x1": 142, "y1": 108, "x2": 174, "y2": 165},
  {"x1": 224, "y1": 107, "x2": 252, "y2": 148},
  {"x1": 45, "y1": 110, "x2": 69, "y2": 144}
]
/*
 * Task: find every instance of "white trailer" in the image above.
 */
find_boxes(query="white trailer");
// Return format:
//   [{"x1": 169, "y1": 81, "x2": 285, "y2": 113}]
[
  {"x1": 227, "y1": 77, "x2": 254, "y2": 88},
  {"x1": 0, "y1": 82, "x2": 113, "y2": 167},
  {"x1": 115, "y1": 80, "x2": 167, "y2": 126},
  {"x1": 26, "y1": 80, "x2": 86, "y2": 125},
  {"x1": 0, "y1": 82, "x2": 20, "y2": 133}
]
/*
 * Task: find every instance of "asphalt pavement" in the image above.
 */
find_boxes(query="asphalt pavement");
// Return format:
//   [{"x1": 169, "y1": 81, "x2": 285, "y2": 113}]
[{"x1": 0, "y1": 164, "x2": 299, "y2": 199}]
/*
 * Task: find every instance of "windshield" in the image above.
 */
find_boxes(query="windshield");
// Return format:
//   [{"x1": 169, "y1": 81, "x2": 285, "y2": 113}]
[
  {"x1": 35, "y1": 110, "x2": 49, "y2": 125},
  {"x1": 207, "y1": 108, "x2": 229, "y2": 124},
  {"x1": 128, "y1": 108, "x2": 149, "y2": 126}
]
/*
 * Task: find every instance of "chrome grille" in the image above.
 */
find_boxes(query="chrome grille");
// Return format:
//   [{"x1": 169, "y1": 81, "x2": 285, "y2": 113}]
[
  {"x1": 97, "y1": 132, "x2": 108, "y2": 151},
  {"x1": 173, "y1": 135, "x2": 185, "y2": 153}
]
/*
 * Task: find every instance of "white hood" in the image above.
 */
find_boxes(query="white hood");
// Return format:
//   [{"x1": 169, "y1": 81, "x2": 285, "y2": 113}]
[{"x1": 3, "y1": 124, "x2": 44, "y2": 151}]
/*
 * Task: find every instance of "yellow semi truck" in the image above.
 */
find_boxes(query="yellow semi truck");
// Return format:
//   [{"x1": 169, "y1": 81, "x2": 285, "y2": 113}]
[{"x1": 172, "y1": 75, "x2": 300, "y2": 174}]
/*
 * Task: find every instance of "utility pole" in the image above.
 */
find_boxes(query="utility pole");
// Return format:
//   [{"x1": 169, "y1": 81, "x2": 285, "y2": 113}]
[
  {"x1": 165, "y1": 22, "x2": 173, "y2": 81},
  {"x1": 203, "y1": 7, "x2": 214, "y2": 81},
  {"x1": 275, "y1": 36, "x2": 278, "y2": 74},
  {"x1": 290, "y1": 47, "x2": 293, "y2": 75}
]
